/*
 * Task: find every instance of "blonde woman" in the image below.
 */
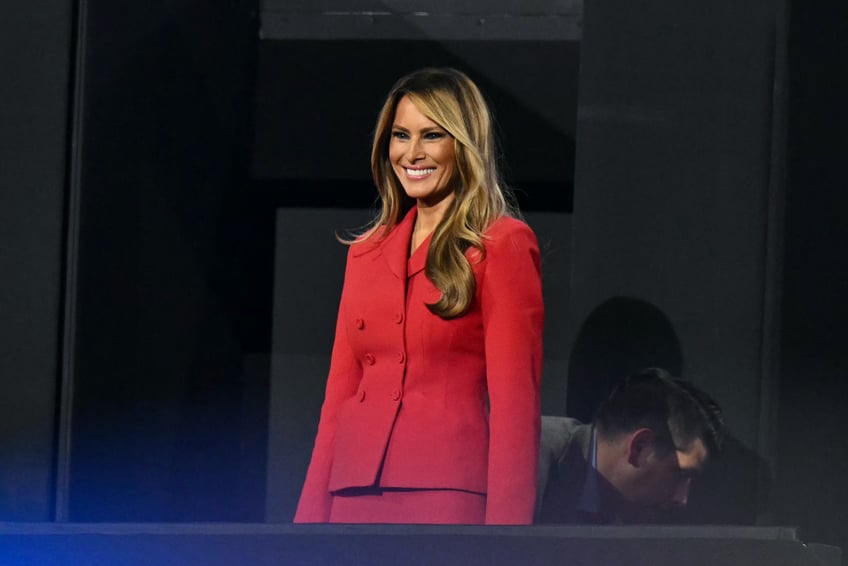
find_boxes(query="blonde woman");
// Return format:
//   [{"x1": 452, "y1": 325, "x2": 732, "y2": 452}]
[{"x1": 294, "y1": 68, "x2": 543, "y2": 524}]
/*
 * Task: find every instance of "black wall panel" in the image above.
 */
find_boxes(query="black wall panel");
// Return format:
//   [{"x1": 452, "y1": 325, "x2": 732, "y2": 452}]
[
  {"x1": 0, "y1": 0, "x2": 74, "y2": 520},
  {"x1": 773, "y1": 0, "x2": 848, "y2": 552},
  {"x1": 259, "y1": 0, "x2": 583, "y2": 43},
  {"x1": 565, "y1": 0, "x2": 784, "y2": 523},
  {"x1": 64, "y1": 0, "x2": 267, "y2": 521}
]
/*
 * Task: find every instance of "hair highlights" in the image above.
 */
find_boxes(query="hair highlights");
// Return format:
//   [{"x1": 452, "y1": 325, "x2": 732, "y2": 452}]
[{"x1": 358, "y1": 67, "x2": 517, "y2": 318}]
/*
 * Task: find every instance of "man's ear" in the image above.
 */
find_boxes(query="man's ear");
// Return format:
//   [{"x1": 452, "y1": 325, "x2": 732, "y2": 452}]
[{"x1": 626, "y1": 428, "x2": 655, "y2": 467}]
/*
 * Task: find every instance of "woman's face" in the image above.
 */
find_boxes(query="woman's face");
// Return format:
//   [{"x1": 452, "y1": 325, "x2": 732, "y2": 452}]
[{"x1": 389, "y1": 95, "x2": 457, "y2": 209}]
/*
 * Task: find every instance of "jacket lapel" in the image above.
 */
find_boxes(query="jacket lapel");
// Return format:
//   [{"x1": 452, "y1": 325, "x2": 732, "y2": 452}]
[
  {"x1": 406, "y1": 232, "x2": 431, "y2": 279},
  {"x1": 379, "y1": 207, "x2": 417, "y2": 281}
]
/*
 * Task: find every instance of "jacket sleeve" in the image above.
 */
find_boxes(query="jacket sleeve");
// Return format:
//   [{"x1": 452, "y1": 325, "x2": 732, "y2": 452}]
[
  {"x1": 293, "y1": 247, "x2": 363, "y2": 522},
  {"x1": 480, "y1": 220, "x2": 544, "y2": 524}
]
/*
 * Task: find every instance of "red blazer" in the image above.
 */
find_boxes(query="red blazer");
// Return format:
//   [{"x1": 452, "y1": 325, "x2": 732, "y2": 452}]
[{"x1": 294, "y1": 207, "x2": 544, "y2": 524}]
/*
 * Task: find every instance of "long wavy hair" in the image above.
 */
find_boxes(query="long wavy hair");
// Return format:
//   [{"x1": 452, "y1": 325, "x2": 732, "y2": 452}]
[{"x1": 355, "y1": 67, "x2": 517, "y2": 319}]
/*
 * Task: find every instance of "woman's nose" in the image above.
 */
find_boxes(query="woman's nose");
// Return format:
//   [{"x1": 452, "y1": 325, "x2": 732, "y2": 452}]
[{"x1": 406, "y1": 137, "x2": 425, "y2": 161}]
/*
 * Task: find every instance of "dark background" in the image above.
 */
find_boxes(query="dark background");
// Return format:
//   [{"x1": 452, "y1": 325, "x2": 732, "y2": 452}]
[{"x1": 1, "y1": 0, "x2": 846, "y2": 560}]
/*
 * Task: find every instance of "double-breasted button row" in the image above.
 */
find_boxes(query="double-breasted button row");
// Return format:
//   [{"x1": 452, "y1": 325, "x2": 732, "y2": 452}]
[
  {"x1": 356, "y1": 389, "x2": 402, "y2": 403},
  {"x1": 361, "y1": 352, "x2": 406, "y2": 365},
  {"x1": 355, "y1": 314, "x2": 404, "y2": 328}
]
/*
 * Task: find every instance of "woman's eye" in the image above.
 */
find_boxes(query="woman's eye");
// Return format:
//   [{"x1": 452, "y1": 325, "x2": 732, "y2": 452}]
[
  {"x1": 391, "y1": 131, "x2": 409, "y2": 140},
  {"x1": 424, "y1": 132, "x2": 446, "y2": 140}
]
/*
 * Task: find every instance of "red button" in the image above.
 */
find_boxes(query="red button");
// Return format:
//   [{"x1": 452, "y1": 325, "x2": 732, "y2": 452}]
[
  {"x1": 354, "y1": 318, "x2": 365, "y2": 330},
  {"x1": 393, "y1": 312, "x2": 404, "y2": 324},
  {"x1": 365, "y1": 353, "x2": 376, "y2": 365},
  {"x1": 357, "y1": 390, "x2": 366, "y2": 402},
  {"x1": 396, "y1": 352, "x2": 405, "y2": 364},
  {"x1": 391, "y1": 389, "x2": 401, "y2": 401}
]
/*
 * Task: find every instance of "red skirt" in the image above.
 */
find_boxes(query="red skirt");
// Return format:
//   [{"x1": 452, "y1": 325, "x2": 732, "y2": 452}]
[{"x1": 329, "y1": 487, "x2": 486, "y2": 524}]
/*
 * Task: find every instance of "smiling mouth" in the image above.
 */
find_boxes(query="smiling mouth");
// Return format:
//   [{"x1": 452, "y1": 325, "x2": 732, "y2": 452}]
[{"x1": 405, "y1": 168, "x2": 436, "y2": 178}]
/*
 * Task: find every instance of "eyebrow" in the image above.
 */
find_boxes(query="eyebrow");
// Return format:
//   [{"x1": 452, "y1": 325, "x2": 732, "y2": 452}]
[{"x1": 391, "y1": 124, "x2": 447, "y2": 133}]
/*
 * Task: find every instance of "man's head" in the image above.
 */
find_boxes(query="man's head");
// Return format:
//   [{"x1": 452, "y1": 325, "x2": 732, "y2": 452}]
[{"x1": 593, "y1": 368, "x2": 725, "y2": 520}]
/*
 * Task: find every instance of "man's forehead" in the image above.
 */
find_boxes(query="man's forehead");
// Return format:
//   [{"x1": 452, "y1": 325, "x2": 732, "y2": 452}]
[{"x1": 676, "y1": 437, "x2": 709, "y2": 470}]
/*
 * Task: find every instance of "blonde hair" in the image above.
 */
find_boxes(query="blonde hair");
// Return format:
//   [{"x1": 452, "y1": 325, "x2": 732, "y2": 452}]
[{"x1": 358, "y1": 67, "x2": 517, "y2": 318}]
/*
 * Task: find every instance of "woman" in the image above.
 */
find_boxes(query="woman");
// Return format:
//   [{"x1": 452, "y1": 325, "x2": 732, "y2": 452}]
[{"x1": 294, "y1": 67, "x2": 543, "y2": 525}]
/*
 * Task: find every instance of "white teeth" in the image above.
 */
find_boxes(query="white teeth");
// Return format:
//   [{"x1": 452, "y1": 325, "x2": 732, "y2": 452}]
[{"x1": 406, "y1": 168, "x2": 435, "y2": 177}]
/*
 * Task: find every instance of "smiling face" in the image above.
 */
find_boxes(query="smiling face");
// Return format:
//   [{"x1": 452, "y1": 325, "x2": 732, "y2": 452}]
[{"x1": 388, "y1": 95, "x2": 458, "y2": 210}]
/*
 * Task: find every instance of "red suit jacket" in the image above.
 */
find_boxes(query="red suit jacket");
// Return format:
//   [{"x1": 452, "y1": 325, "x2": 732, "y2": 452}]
[{"x1": 294, "y1": 207, "x2": 544, "y2": 524}]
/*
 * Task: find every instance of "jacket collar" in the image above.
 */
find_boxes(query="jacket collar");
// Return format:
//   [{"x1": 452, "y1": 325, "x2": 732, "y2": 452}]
[
  {"x1": 407, "y1": 231, "x2": 431, "y2": 279},
  {"x1": 378, "y1": 206, "x2": 418, "y2": 281},
  {"x1": 350, "y1": 207, "x2": 431, "y2": 279},
  {"x1": 567, "y1": 425, "x2": 622, "y2": 524}
]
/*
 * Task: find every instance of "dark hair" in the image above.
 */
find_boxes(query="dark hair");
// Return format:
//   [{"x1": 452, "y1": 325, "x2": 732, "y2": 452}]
[{"x1": 594, "y1": 367, "x2": 725, "y2": 456}]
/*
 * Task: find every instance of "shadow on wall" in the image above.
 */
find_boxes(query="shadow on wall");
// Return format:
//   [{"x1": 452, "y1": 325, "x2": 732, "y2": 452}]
[
  {"x1": 566, "y1": 297, "x2": 683, "y2": 422},
  {"x1": 566, "y1": 296, "x2": 770, "y2": 525}
]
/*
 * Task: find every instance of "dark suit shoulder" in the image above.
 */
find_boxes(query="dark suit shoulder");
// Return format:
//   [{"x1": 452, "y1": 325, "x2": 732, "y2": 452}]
[{"x1": 541, "y1": 416, "x2": 586, "y2": 457}]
